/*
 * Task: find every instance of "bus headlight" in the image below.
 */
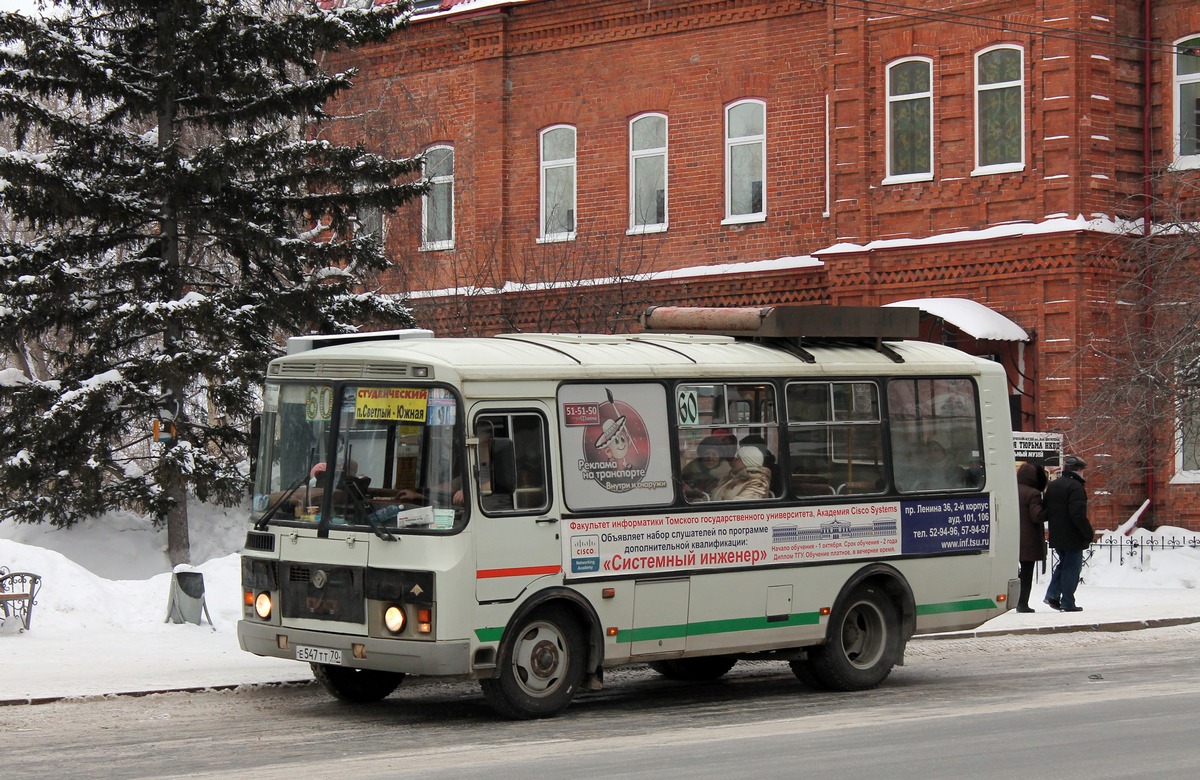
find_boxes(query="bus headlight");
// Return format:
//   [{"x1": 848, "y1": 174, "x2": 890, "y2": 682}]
[
  {"x1": 384, "y1": 604, "x2": 407, "y2": 634},
  {"x1": 254, "y1": 592, "x2": 273, "y2": 619}
]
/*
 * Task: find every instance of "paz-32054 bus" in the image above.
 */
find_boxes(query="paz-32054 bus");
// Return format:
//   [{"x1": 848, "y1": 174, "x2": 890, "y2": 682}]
[{"x1": 238, "y1": 305, "x2": 1019, "y2": 718}]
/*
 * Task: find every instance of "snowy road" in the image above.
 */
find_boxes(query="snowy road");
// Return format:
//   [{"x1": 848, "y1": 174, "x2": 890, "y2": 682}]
[{"x1": 4, "y1": 623, "x2": 1199, "y2": 778}]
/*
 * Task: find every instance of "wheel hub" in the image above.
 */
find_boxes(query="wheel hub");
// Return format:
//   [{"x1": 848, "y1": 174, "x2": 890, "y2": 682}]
[{"x1": 530, "y1": 639, "x2": 560, "y2": 679}]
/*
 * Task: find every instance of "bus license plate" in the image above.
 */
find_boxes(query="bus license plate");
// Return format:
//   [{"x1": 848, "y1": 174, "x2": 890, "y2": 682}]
[{"x1": 296, "y1": 645, "x2": 342, "y2": 665}]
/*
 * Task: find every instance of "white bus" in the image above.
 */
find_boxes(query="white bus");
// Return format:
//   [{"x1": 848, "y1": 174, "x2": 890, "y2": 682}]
[{"x1": 238, "y1": 306, "x2": 1019, "y2": 718}]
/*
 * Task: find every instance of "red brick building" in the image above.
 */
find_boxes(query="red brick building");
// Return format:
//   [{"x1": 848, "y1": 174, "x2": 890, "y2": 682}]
[{"x1": 319, "y1": 0, "x2": 1200, "y2": 528}]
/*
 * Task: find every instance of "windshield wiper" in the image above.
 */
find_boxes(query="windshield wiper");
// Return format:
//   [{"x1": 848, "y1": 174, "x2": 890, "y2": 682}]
[
  {"x1": 346, "y1": 479, "x2": 397, "y2": 542},
  {"x1": 253, "y1": 471, "x2": 308, "y2": 530},
  {"x1": 255, "y1": 449, "x2": 318, "y2": 531}
]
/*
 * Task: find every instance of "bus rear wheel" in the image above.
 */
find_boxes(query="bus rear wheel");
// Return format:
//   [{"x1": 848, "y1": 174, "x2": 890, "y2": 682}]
[
  {"x1": 787, "y1": 658, "x2": 830, "y2": 690},
  {"x1": 311, "y1": 663, "x2": 405, "y2": 703},
  {"x1": 481, "y1": 606, "x2": 586, "y2": 719},
  {"x1": 648, "y1": 656, "x2": 737, "y2": 681},
  {"x1": 806, "y1": 584, "x2": 901, "y2": 691}
]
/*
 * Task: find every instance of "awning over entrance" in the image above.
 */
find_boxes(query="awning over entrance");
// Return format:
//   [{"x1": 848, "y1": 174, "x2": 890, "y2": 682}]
[{"x1": 884, "y1": 298, "x2": 1029, "y2": 342}]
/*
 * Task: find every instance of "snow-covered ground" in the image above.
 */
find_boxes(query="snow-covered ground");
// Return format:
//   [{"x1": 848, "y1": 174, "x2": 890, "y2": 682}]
[{"x1": 2, "y1": 505, "x2": 1199, "y2": 703}]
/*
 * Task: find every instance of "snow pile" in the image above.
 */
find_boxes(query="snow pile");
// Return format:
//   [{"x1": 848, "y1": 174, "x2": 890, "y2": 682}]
[
  {"x1": 2, "y1": 504, "x2": 1200, "y2": 700},
  {"x1": 1087, "y1": 526, "x2": 1200, "y2": 590},
  {"x1": 0, "y1": 504, "x2": 246, "y2": 636}
]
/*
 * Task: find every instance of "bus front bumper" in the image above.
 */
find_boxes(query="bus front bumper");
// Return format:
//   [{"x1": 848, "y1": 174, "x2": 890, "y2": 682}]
[{"x1": 238, "y1": 620, "x2": 472, "y2": 677}]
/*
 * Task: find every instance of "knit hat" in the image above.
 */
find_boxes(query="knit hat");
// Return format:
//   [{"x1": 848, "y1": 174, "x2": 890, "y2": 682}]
[{"x1": 735, "y1": 445, "x2": 765, "y2": 469}]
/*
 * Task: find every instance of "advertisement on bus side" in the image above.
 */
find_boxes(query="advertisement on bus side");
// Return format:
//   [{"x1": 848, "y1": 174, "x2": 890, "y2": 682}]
[
  {"x1": 564, "y1": 494, "x2": 991, "y2": 577},
  {"x1": 558, "y1": 383, "x2": 675, "y2": 510}
]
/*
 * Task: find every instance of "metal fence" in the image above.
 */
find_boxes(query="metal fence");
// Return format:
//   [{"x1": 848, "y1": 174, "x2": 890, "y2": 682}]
[
  {"x1": 1089, "y1": 534, "x2": 1200, "y2": 566},
  {"x1": 1040, "y1": 534, "x2": 1200, "y2": 584}
]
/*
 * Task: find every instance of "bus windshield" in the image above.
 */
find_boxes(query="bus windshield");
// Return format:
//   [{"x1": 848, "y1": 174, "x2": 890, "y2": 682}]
[{"x1": 252, "y1": 382, "x2": 463, "y2": 532}]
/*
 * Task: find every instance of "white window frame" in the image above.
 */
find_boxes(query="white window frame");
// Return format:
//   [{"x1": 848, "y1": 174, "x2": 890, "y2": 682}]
[
  {"x1": 1172, "y1": 379, "x2": 1200, "y2": 483},
  {"x1": 539, "y1": 124, "x2": 577, "y2": 243},
  {"x1": 628, "y1": 113, "x2": 668, "y2": 235},
  {"x1": 420, "y1": 144, "x2": 455, "y2": 251},
  {"x1": 1173, "y1": 415, "x2": 1200, "y2": 482},
  {"x1": 1173, "y1": 35, "x2": 1200, "y2": 170},
  {"x1": 884, "y1": 57, "x2": 934, "y2": 185},
  {"x1": 973, "y1": 45, "x2": 1025, "y2": 176},
  {"x1": 723, "y1": 99, "x2": 766, "y2": 225}
]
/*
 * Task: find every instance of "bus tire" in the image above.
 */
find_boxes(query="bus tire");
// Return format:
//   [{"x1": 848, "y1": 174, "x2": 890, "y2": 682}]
[
  {"x1": 648, "y1": 656, "x2": 737, "y2": 681},
  {"x1": 480, "y1": 606, "x2": 586, "y2": 719},
  {"x1": 310, "y1": 663, "x2": 405, "y2": 703},
  {"x1": 808, "y1": 584, "x2": 901, "y2": 691},
  {"x1": 787, "y1": 659, "x2": 830, "y2": 690}
]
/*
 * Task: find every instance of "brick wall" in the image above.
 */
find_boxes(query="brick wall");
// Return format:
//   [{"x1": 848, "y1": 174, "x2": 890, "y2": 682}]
[{"x1": 323, "y1": 0, "x2": 1200, "y2": 529}]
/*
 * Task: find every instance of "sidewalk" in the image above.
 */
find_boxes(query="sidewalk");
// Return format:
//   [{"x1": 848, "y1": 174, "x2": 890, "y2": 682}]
[
  {"x1": 920, "y1": 582, "x2": 1200, "y2": 639},
  {"x1": 3, "y1": 581, "x2": 1196, "y2": 706}
]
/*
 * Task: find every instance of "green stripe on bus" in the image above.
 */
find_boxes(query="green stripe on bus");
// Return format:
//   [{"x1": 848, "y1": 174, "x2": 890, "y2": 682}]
[
  {"x1": 475, "y1": 627, "x2": 504, "y2": 643},
  {"x1": 619, "y1": 611, "x2": 822, "y2": 643},
  {"x1": 475, "y1": 611, "x2": 822, "y2": 644},
  {"x1": 916, "y1": 598, "x2": 997, "y2": 616}
]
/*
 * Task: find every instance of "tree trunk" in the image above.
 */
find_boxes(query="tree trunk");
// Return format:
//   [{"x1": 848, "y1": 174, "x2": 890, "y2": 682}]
[
  {"x1": 166, "y1": 477, "x2": 191, "y2": 567},
  {"x1": 158, "y1": 7, "x2": 190, "y2": 567}
]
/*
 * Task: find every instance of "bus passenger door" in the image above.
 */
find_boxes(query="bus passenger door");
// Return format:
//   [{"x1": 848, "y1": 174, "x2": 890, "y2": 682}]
[{"x1": 472, "y1": 406, "x2": 561, "y2": 602}]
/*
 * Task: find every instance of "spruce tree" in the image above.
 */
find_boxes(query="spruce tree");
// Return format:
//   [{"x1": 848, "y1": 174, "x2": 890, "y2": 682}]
[{"x1": 0, "y1": 0, "x2": 422, "y2": 564}]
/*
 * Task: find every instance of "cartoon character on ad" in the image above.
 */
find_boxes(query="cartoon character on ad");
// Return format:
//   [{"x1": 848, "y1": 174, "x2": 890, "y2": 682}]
[
  {"x1": 559, "y1": 383, "x2": 672, "y2": 511},
  {"x1": 581, "y1": 389, "x2": 651, "y2": 493}
]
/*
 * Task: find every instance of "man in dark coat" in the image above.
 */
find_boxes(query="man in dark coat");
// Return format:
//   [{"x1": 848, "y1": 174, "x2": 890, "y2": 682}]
[
  {"x1": 1016, "y1": 461, "x2": 1048, "y2": 612},
  {"x1": 1043, "y1": 455, "x2": 1094, "y2": 612}
]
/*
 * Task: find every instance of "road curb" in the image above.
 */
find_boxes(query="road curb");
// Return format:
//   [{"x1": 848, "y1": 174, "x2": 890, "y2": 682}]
[
  {"x1": 0, "y1": 678, "x2": 313, "y2": 708},
  {"x1": 915, "y1": 615, "x2": 1200, "y2": 640}
]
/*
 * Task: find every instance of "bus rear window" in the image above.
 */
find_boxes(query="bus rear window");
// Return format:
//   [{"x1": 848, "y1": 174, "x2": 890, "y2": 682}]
[{"x1": 887, "y1": 378, "x2": 984, "y2": 493}]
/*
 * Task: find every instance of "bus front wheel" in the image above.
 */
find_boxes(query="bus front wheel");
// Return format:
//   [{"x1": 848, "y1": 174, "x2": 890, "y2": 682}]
[
  {"x1": 311, "y1": 663, "x2": 405, "y2": 703},
  {"x1": 481, "y1": 606, "x2": 586, "y2": 719},
  {"x1": 806, "y1": 584, "x2": 901, "y2": 691}
]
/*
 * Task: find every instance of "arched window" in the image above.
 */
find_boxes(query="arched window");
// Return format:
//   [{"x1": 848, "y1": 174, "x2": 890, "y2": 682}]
[
  {"x1": 539, "y1": 125, "x2": 576, "y2": 241},
  {"x1": 421, "y1": 145, "x2": 454, "y2": 250},
  {"x1": 974, "y1": 46, "x2": 1025, "y2": 174},
  {"x1": 724, "y1": 100, "x2": 766, "y2": 223},
  {"x1": 885, "y1": 58, "x2": 933, "y2": 183},
  {"x1": 629, "y1": 113, "x2": 667, "y2": 233}
]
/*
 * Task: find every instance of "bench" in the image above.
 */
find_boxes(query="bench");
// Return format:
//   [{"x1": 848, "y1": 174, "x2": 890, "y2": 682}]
[{"x1": 0, "y1": 567, "x2": 42, "y2": 632}]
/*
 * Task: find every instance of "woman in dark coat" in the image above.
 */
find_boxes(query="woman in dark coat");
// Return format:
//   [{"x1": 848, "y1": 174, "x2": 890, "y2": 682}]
[{"x1": 1016, "y1": 461, "x2": 1048, "y2": 612}]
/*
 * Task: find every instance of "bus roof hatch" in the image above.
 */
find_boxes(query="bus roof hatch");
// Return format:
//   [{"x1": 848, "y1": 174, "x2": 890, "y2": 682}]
[{"x1": 286, "y1": 329, "x2": 435, "y2": 355}]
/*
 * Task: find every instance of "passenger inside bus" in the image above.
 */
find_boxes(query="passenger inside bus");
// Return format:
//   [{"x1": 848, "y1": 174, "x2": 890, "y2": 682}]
[
  {"x1": 894, "y1": 436, "x2": 968, "y2": 491},
  {"x1": 709, "y1": 445, "x2": 773, "y2": 501},
  {"x1": 738, "y1": 434, "x2": 778, "y2": 493},
  {"x1": 680, "y1": 435, "x2": 734, "y2": 498}
]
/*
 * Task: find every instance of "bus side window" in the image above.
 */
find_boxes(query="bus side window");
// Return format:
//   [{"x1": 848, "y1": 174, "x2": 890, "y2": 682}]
[
  {"x1": 476, "y1": 412, "x2": 550, "y2": 514},
  {"x1": 787, "y1": 381, "x2": 885, "y2": 498}
]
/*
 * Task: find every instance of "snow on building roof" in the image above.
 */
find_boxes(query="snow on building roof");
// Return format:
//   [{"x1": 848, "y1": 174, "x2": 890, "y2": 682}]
[
  {"x1": 815, "y1": 214, "x2": 1136, "y2": 256},
  {"x1": 316, "y1": 0, "x2": 535, "y2": 19},
  {"x1": 885, "y1": 298, "x2": 1029, "y2": 342},
  {"x1": 406, "y1": 255, "x2": 825, "y2": 299}
]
